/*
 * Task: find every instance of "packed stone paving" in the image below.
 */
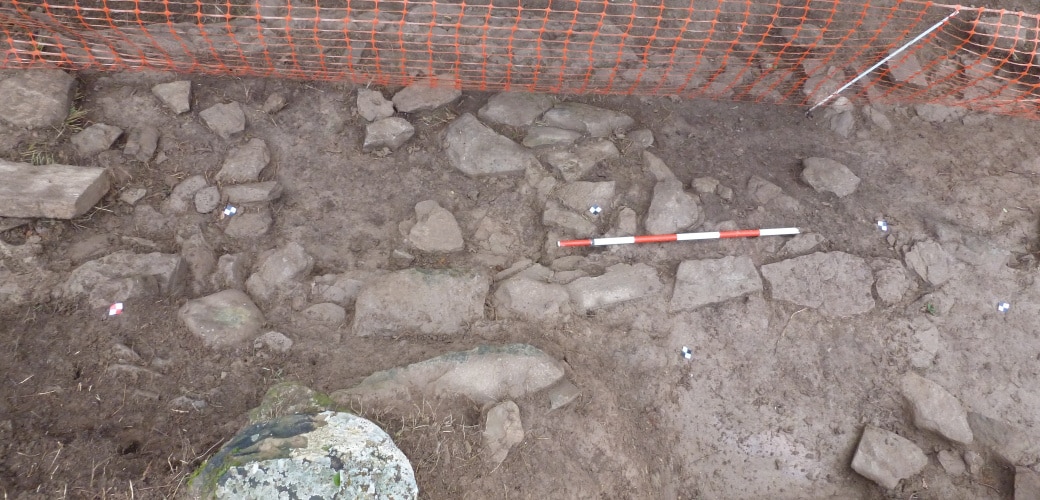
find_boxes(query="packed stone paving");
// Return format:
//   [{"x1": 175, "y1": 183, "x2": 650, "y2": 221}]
[{"x1": 0, "y1": 67, "x2": 1039, "y2": 499}]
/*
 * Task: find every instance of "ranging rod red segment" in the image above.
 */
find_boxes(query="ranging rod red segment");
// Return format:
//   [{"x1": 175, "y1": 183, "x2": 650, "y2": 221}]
[
  {"x1": 718, "y1": 229, "x2": 761, "y2": 238},
  {"x1": 633, "y1": 234, "x2": 678, "y2": 243},
  {"x1": 558, "y1": 239, "x2": 594, "y2": 247}
]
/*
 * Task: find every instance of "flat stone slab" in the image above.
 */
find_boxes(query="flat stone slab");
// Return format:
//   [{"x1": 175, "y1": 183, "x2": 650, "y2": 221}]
[
  {"x1": 0, "y1": 69, "x2": 76, "y2": 128},
  {"x1": 801, "y1": 157, "x2": 860, "y2": 197},
  {"x1": 63, "y1": 251, "x2": 186, "y2": 306},
  {"x1": 478, "y1": 92, "x2": 555, "y2": 127},
  {"x1": 188, "y1": 411, "x2": 416, "y2": 499},
  {"x1": 407, "y1": 200, "x2": 464, "y2": 252},
  {"x1": 353, "y1": 268, "x2": 489, "y2": 336},
  {"x1": 851, "y1": 425, "x2": 927, "y2": 490},
  {"x1": 331, "y1": 344, "x2": 564, "y2": 406},
  {"x1": 494, "y1": 276, "x2": 572, "y2": 321},
  {"x1": 200, "y1": 102, "x2": 246, "y2": 139},
  {"x1": 392, "y1": 75, "x2": 461, "y2": 113},
  {"x1": 151, "y1": 80, "x2": 191, "y2": 114},
  {"x1": 904, "y1": 240, "x2": 955, "y2": 287},
  {"x1": 900, "y1": 373, "x2": 973, "y2": 444},
  {"x1": 179, "y1": 289, "x2": 265, "y2": 348},
  {"x1": 566, "y1": 263, "x2": 663, "y2": 312},
  {"x1": 484, "y1": 401, "x2": 524, "y2": 466},
  {"x1": 444, "y1": 113, "x2": 540, "y2": 176},
  {"x1": 543, "y1": 139, "x2": 619, "y2": 182},
  {"x1": 760, "y1": 252, "x2": 875, "y2": 317},
  {"x1": 645, "y1": 179, "x2": 702, "y2": 235},
  {"x1": 216, "y1": 138, "x2": 270, "y2": 183},
  {"x1": 0, "y1": 160, "x2": 110, "y2": 219},
  {"x1": 541, "y1": 102, "x2": 635, "y2": 138},
  {"x1": 670, "y1": 256, "x2": 763, "y2": 312},
  {"x1": 71, "y1": 123, "x2": 123, "y2": 156}
]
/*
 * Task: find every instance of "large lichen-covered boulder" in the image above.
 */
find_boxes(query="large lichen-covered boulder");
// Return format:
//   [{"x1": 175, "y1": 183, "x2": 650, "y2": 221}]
[{"x1": 188, "y1": 411, "x2": 417, "y2": 499}]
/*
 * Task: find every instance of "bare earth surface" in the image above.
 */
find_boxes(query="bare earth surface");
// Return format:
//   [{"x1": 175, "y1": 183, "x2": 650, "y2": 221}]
[{"x1": 0, "y1": 66, "x2": 1038, "y2": 500}]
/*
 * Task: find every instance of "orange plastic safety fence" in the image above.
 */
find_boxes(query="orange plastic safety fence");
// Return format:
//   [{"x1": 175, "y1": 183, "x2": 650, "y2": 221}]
[{"x1": 1, "y1": 0, "x2": 1039, "y2": 116}]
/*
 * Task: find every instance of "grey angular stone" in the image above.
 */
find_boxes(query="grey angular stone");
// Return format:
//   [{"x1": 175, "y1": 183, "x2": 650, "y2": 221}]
[
  {"x1": 968, "y1": 412, "x2": 1040, "y2": 466},
  {"x1": 332, "y1": 344, "x2": 564, "y2": 406},
  {"x1": 522, "y1": 126, "x2": 582, "y2": 148},
  {"x1": 915, "y1": 104, "x2": 967, "y2": 124},
  {"x1": 828, "y1": 109, "x2": 855, "y2": 138},
  {"x1": 547, "y1": 380, "x2": 581, "y2": 410},
  {"x1": 119, "y1": 188, "x2": 147, "y2": 205},
  {"x1": 553, "y1": 181, "x2": 615, "y2": 212},
  {"x1": 964, "y1": 450, "x2": 984, "y2": 476},
  {"x1": 254, "y1": 331, "x2": 293, "y2": 353},
  {"x1": 216, "y1": 138, "x2": 270, "y2": 183},
  {"x1": 864, "y1": 105, "x2": 894, "y2": 131},
  {"x1": 761, "y1": 252, "x2": 875, "y2": 317},
  {"x1": 188, "y1": 412, "x2": 416, "y2": 499},
  {"x1": 691, "y1": 176, "x2": 719, "y2": 195},
  {"x1": 224, "y1": 210, "x2": 273, "y2": 239},
  {"x1": 0, "y1": 161, "x2": 110, "y2": 219},
  {"x1": 162, "y1": 174, "x2": 208, "y2": 214},
  {"x1": 200, "y1": 102, "x2": 246, "y2": 139},
  {"x1": 900, "y1": 373, "x2": 973, "y2": 444},
  {"x1": 478, "y1": 92, "x2": 554, "y2": 127},
  {"x1": 179, "y1": 289, "x2": 265, "y2": 348},
  {"x1": 543, "y1": 139, "x2": 620, "y2": 182},
  {"x1": 907, "y1": 318, "x2": 940, "y2": 369},
  {"x1": 363, "y1": 117, "x2": 414, "y2": 152},
  {"x1": 541, "y1": 102, "x2": 635, "y2": 138},
  {"x1": 392, "y1": 75, "x2": 461, "y2": 113},
  {"x1": 123, "y1": 126, "x2": 159, "y2": 162},
  {"x1": 670, "y1": 256, "x2": 763, "y2": 312},
  {"x1": 542, "y1": 205, "x2": 595, "y2": 236},
  {"x1": 194, "y1": 186, "x2": 221, "y2": 214},
  {"x1": 224, "y1": 181, "x2": 283, "y2": 204},
  {"x1": 310, "y1": 272, "x2": 367, "y2": 307},
  {"x1": 782, "y1": 233, "x2": 825, "y2": 255},
  {"x1": 716, "y1": 184, "x2": 734, "y2": 201},
  {"x1": 444, "y1": 113, "x2": 540, "y2": 177},
  {"x1": 566, "y1": 263, "x2": 663, "y2": 312},
  {"x1": 886, "y1": 53, "x2": 928, "y2": 86},
  {"x1": 851, "y1": 426, "x2": 927, "y2": 490},
  {"x1": 801, "y1": 157, "x2": 860, "y2": 197},
  {"x1": 1016, "y1": 467, "x2": 1040, "y2": 500},
  {"x1": 353, "y1": 269, "x2": 488, "y2": 336},
  {"x1": 484, "y1": 401, "x2": 524, "y2": 466},
  {"x1": 937, "y1": 450, "x2": 966, "y2": 476},
  {"x1": 0, "y1": 70, "x2": 75, "y2": 129},
  {"x1": 747, "y1": 175, "x2": 784, "y2": 204},
  {"x1": 71, "y1": 123, "x2": 123, "y2": 156},
  {"x1": 904, "y1": 240, "x2": 955, "y2": 287},
  {"x1": 357, "y1": 88, "x2": 395, "y2": 122},
  {"x1": 249, "y1": 242, "x2": 313, "y2": 291},
  {"x1": 63, "y1": 251, "x2": 186, "y2": 306},
  {"x1": 874, "y1": 260, "x2": 912, "y2": 304},
  {"x1": 151, "y1": 80, "x2": 191, "y2": 114},
  {"x1": 261, "y1": 93, "x2": 287, "y2": 114},
  {"x1": 408, "y1": 200, "x2": 464, "y2": 252},
  {"x1": 616, "y1": 207, "x2": 638, "y2": 235},
  {"x1": 645, "y1": 179, "x2": 702, "y2": 235},
  {"x1": 625, "y1": 128, "x2": 654, "y2": 150},
  {"x1": 301, "y1": 302, "x2": 346, "y2": 326},
  {"x1": 494, "y1": 276, "x2": 572, "y2": 321},
  {"x1": 642, "y1": 151, "x2": 676, "y2": 181},
  {"x1": 213, "y1": 253, "x2": 251, "y2": 290}
]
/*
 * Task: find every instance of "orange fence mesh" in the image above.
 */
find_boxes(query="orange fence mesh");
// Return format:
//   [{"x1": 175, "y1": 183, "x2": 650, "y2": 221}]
[{"x1": 2, "y1": 0, "x2": 1039, "y2": 116}]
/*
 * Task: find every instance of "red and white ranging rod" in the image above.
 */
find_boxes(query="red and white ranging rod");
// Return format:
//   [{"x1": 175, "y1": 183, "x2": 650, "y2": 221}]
[{"x1": 557, "y1": 227, "x2": 800, "y2": 248}]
